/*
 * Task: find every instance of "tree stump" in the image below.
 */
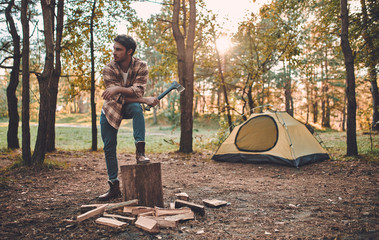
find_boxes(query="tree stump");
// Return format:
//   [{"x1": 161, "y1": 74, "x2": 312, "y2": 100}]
[{"x1": 120, "y1": 163, "x2": 164, "y2": 208}]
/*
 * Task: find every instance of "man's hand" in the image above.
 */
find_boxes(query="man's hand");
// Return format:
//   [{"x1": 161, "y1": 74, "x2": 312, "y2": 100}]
[
  {"x1": 102, "y1": 86, "x2": 120, "y2": 100},
  {"x1": 144, "y1": 97, "x2": 159, "y2": 107}
]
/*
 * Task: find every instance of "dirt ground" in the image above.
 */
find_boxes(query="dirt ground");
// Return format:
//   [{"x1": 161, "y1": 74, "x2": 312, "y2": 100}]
[{"x1": 0, "y1": 150, "x2": 377, "y2": 240}]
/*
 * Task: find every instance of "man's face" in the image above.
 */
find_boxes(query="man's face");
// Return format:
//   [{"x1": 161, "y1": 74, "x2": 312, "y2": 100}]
[{"x1": 113, "y1": 41, "x2": 130, "y2": 63}]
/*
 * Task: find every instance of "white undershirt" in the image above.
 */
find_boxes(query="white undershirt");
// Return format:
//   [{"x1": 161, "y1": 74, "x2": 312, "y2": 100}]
[{"x1": 122, "y1": 70, "x2": 129, "y2": 86}]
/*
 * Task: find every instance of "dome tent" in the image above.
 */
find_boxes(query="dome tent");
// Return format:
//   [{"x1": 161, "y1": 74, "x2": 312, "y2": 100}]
[{"x1": 212, "y1": 110, "x2": 329, "y2": 168}]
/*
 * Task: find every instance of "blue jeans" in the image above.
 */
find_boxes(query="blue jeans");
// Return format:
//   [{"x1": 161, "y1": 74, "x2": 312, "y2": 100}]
[{"x1": 100, "y1": 103, "x2": 145, "y2": 182}]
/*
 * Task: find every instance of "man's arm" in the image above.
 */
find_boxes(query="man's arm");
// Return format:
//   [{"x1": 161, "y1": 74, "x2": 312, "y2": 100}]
[
  {"x1": 102, "y1": 86, "x2": 134, "y2": 101},
  {"x1": 124, "y1": 96, "x2": 159, "y2": 107},
  {"x1": 102, "y1": 86, "x2": 159, "y2": 107}
]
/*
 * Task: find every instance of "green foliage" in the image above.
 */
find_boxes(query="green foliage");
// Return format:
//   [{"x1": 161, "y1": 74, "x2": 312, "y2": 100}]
[
  {"x1": 61, "y1": 0, "x2": 137, "y2": 102},
  {"x1": 208, "y1": 117, "x2": 232, "y2": 152}
]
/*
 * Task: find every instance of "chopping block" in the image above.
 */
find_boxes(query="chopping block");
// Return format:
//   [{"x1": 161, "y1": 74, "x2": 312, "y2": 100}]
[{"x1": 120, "y1": 162, "x2": 164, "y2": 208}]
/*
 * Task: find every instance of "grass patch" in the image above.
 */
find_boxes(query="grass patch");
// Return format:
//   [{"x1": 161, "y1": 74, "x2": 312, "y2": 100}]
[
  {"x1": 317, "y1": 131, "x2": 379, "y2": 162},
  {"x1": 0, "y1": 113, "x2": 378, "y2": 162}
]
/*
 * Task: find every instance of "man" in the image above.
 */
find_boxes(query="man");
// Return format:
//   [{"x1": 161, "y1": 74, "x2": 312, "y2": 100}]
[{"x1": 98, "y1": 34, "x2": 159, "y2": 201}]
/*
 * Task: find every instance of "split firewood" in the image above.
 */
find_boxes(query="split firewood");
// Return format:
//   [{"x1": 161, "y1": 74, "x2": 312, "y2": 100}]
[
  {"x1": 175, "y1": 192, "x2": 189, "y2": 201},
  {"x1": 135, "y1": 216, "x2": 160, "y2": 233},
  {"x1": 123, "y1": 206, "x2": 136, "y2": 214},
  {"x1": 144, "y1": 216, "x2": 177, "y2": 228},
  {"x1": 131, "y1": 206, "x2": 154, "y2": 215},
  {"x1": 164, "y1": 212, "x2": 195, "y2": 222},
  {"x1": 202, "y1": 199, "x2": 228, "y2": 208},
  {"x1": 174, "y1": 199, "x2": 205, "y2": 216},
  {"x1": 95, "y1": 217, "x2": 127, "y2": 228},
  {"x1": 138, "y1": 211, "x2": 154, "y2": 217},
  {"x1": 169, "y1": 202, "x2": 175, "y2": 209},
  {"x1": 77, "y1": 204, "x2": 108, "y2": 222},
  {"x1": 105, "y1": 199, "x2": 138, "y2": 211},
  {"x1": 154, "y1": 207, "x2": 192, "y2": 217},
  {"x1": 80, "y1": 204, "x2": 107, "y2": 213},
  {"x1": 123, "y1": 206, "x2": 153, "y2": 215},
  {"x1": 103, "y1": 213, "x2": 135, "y2": 223}
]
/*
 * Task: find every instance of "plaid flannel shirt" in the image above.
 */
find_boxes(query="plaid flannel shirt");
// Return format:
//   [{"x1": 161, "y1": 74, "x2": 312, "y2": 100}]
[{"x1": 102, "y1": 57, "x2": 148, "y2": 129}]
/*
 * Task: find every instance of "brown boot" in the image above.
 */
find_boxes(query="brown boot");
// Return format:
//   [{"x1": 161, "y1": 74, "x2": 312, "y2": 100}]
[
  {"x1": 136, "y1": 141, "x2": 150, "y2": 164},
  {"x1": 97, "y1": 180, "x2": 121, "y2": 201}
]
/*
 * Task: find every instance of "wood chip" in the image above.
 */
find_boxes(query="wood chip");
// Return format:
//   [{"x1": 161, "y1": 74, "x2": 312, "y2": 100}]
[
  {"x1": 175, "y1": 192, "x2": 189, "y2": 201},
  {"x1": 202, "y1": 199, "x2": 228, "y2": 207}
]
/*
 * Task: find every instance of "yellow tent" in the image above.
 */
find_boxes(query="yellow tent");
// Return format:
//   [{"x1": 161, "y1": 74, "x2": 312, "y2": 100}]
[{"x1": 212, "y1": 111, "x2": 329, "y2": 167}]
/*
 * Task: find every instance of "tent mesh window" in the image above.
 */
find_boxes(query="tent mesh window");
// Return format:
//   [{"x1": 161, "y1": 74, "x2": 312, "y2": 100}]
[{"x1": 235, "y1": 115, "x2": 279, "y2": 152}]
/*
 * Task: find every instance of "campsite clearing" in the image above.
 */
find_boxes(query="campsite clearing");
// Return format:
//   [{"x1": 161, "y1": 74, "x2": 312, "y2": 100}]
[{"x1": 0, "y1": 150, "x2": 377, "y2": 239}]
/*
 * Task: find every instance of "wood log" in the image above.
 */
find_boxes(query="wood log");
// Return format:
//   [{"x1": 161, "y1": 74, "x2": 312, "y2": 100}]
[
  {"x1": 174, "y1": 199, "x2": 205, "y2": 216},
  {"x1": 95, "y1": 217, "x2": 127, "y2": 228},
  {"x1": 105, "y1": 199, "x2": 138, "y2": 211},
  {"x1": 135, "y1": 216, "x2": 160, "y2": 233},
  {"x1": 120, "y1": 163, "x2": 164, "y2": 208}
]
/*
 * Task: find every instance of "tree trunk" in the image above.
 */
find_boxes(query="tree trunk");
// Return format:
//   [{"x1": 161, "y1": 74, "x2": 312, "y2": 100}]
[
  {"x1": 246, "y1": 74, "x2": 254, "y2": 111},
  {"x1": 340, "y1": 0, "x2": 358, "y2": 156},
  {"x1": 32, "y1": 0, "x2": 64, "y2": 165},
  {"x1": 360, "y1": 0, "x2": 379, "y2": 131},
  {"x1": 33, "y1": 75, "x2": 50, "y2": 165},
  {"x1": 90, "y1": 0, "x2": 97, "y2": 151},
  {"x1": 321, "y1": 49, "x2": 331, "y2": 128},
  {"x1": 46, "y1": 0, "x2": 64, "y2": 152},
  {"x1": 21, "y1": 0, "x2": 31, "y2": 165},
  {"x1": 312, "y1": 91, "x2": 318, "y2": 123},
  {"x1": 284, "y1": 60, "x2": 293, "y2": 116},
  {"x1": 172, "y1": 0, "x2": 196, "y2": 153},
  {"x1": 305, "y1": 79, "x2": 310, "y2": 123},
  {"x1": 5, "y1": 0, "x2": 20, "y2": 149},
  {"x1": 342, "y1": 94, "x2": 346, "y2": 131}
]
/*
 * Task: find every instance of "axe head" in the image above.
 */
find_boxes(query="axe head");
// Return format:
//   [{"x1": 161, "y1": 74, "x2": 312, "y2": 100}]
[{"x1": 171, "y1": 81, "x2": 185, "y2": 93}]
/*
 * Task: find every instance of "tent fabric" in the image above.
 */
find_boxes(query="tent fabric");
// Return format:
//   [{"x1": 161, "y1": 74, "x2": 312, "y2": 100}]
[{"x1": 212, "y1": 111, "x2": 330, "y2": 167}]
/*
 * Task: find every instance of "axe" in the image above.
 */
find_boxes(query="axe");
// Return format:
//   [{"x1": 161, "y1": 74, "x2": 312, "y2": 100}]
[{"x1": 145, "y1": 81, "x2": 185, "y2": 111}]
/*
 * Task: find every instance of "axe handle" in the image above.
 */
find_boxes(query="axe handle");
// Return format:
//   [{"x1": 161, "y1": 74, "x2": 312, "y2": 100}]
[
  {"x1": 145, "y1": 85, "x2": 176, "y2": 111},
  {"x1": 157, "y1": 85, "x2": 176, "y2": 100}
]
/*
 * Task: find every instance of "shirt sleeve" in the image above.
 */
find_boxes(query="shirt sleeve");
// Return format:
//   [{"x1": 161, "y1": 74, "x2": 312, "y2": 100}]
[{"x1": 103, "y1": 64, "x2": 123, "y2": 103}]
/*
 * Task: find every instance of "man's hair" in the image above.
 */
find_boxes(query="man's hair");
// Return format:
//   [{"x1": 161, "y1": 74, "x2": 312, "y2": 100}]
[{"x1": 114, "y1": 35, "x2": 137, "y2": 56}]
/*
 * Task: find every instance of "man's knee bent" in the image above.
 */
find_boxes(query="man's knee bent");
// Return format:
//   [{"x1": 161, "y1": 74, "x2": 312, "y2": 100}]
[{"x1": 123, "y1": 103, "x2": 143, "y2": 118}]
